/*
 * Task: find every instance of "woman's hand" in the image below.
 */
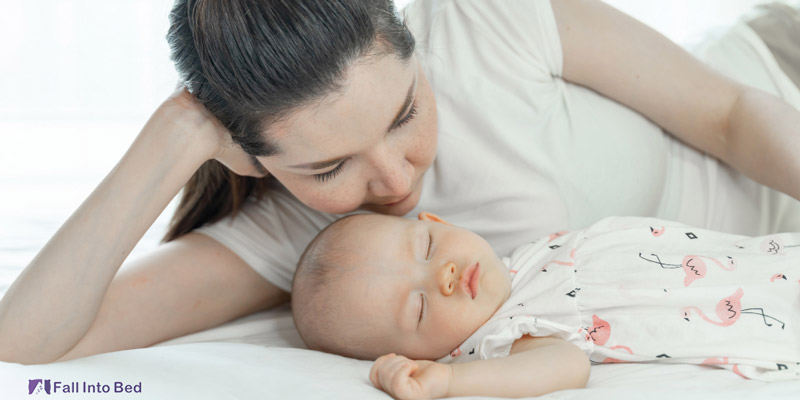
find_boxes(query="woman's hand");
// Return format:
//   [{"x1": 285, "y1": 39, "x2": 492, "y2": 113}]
[
  {"x1": 152, "y1": 88, "x2": 269, "y2": 178},
  {"x1": 369, "y1": 353, "x2": 452, "y2": 400}
]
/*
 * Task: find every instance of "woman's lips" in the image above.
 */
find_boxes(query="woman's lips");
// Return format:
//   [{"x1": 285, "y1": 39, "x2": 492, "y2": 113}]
[{"x1": 460, "y1": 262, "x2": 480, "y2": 299}]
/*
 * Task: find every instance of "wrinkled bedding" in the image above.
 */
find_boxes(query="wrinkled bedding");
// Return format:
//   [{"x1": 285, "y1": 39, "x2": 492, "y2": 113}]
[{"x1": 2, "y1": 303, "x2": 799, "y2": 399}]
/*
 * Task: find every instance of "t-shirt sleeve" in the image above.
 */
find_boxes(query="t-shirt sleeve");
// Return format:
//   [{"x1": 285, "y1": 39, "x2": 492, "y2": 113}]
[
  {"x1": 467, "y1": 0, "x2": 564, "y2": 79},
  {"x1": 194, "y1": 187, "x2": 336, "y2": 292},
  {"x1": 404, "y1": 0, "x2": 564, "y2": 80}
]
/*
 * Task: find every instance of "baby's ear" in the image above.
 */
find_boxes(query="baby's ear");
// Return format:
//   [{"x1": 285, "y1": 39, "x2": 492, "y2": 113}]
[{"x1": 418, "y1": 212, "x2": 450, "y2": 225}]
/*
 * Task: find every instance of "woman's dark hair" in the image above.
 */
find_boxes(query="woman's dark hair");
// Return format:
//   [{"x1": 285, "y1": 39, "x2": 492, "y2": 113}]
[{"x1": 162, "y1": 0, "x2": 415, "y2": 242}]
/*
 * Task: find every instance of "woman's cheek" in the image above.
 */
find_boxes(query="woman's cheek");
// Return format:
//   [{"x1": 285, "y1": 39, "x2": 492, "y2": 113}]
[
  {"x1": 416, "y1": 98, "x2": 438, "y2": 167},
  {"x1": 306, "y1": 183, "x2": 366, "y2": 214}
]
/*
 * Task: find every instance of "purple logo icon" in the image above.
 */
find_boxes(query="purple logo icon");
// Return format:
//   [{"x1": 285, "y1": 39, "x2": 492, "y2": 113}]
[{"x1": 28, "y1": 379, "x2": 51, "y2": 395}]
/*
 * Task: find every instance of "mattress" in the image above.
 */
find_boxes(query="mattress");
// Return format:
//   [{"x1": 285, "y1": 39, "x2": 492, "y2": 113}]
[{"x1": 1, "y1": 302, "x2": 799, "y2": 399}]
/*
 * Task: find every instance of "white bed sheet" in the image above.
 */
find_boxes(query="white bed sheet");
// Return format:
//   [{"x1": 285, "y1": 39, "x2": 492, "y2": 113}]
[{"x1": 2, "y1": 303, "x2": 799, "y2": 400}]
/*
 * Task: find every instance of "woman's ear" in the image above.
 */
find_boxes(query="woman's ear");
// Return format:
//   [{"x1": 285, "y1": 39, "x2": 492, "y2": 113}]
[{"x1": 418, "y1": 212, "x2": 450, "y2": 225}]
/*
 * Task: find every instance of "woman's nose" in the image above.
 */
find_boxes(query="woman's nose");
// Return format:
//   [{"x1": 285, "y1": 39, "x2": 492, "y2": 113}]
[
  {"x1": 438, "y1": 262, "x2": 457, "y2": 296},
  {"x1": 367, "y1": 149, "x2": 413, "y2": 198}
]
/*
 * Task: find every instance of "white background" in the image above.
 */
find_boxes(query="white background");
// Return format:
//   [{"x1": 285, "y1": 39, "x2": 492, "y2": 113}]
[{"x1": 0, "y1": 0, "x2": 788, "y2": 287}]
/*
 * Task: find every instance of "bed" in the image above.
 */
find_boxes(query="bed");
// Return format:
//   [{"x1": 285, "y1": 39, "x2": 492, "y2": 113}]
[{"x1": 1, "y1": 302, "x2": 799, "y2": 399}]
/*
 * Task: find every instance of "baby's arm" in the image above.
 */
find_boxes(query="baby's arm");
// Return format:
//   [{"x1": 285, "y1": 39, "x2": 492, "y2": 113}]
[{"x1": 369, "y1": 336, "x2": 590, "y2": 399}]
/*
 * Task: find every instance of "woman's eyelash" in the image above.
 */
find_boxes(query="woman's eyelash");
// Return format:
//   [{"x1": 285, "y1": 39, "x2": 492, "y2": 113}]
[
  {"x1": 314, "y1": 103, "x2": 417, "y2": 184},
  {"x1": 394, "y1": 102, "x2": 418, "y2": 129},
  {"x1": 313, "y1": 158, "x2": 350, "y2": 183}
]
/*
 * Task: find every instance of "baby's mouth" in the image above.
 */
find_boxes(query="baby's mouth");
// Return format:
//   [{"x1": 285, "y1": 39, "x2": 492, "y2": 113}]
[{"x1": 460, "y1": 262, "x2": 480, "y2": 300}]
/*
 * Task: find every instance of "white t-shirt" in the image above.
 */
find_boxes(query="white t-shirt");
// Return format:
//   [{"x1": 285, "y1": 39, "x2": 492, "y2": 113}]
[{"x1": 196, "y1": 0, "x2": 800, "y2": 292}]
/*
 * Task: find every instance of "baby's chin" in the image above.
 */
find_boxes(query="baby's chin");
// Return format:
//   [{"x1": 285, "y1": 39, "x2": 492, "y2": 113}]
[{"x1": 410, "y1": 347, "x2": 461, "y2": 361}]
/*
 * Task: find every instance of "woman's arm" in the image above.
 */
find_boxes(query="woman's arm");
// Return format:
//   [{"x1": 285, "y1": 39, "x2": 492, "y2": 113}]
[
  {"x1": 369, "y1": 336, "x2": 590, "y2": 399},
  {"x1": 551, "y1": 0, "x2": 800, "y2": 200},
  {"x1": 52, "y1": 233, "x2": 289, "y2": 362},
  {"x1": 0, "y1": 91, "x2": 284, "y2": 364}
]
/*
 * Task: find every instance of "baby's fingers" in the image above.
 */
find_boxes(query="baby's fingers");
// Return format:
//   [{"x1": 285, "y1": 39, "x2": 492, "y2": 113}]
[
  {"x1": 380, "y1": 359, "x2": 421, "y2": 399},
  {"x1": 370, "y1": 353, "x2": 398, "y2": 389}
]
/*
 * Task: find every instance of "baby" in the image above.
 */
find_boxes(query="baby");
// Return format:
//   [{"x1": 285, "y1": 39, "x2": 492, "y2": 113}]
[{"x1": 292, "y1": 212, "x2": 800, "y2": 399}]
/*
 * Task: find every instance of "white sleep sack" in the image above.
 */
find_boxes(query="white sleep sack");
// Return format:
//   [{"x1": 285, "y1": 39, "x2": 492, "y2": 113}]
[{"x1": 438, "y1": 216, "x2": 800, "y2": 382}]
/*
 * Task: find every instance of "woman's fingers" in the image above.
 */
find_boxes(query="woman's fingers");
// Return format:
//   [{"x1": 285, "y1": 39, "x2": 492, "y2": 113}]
[
  {"x1": 157, "y1": 88, "x2": 269, "y2": 178},
  {"x1": 213, "y1": 142, "x2": 270, "y2": 178}
]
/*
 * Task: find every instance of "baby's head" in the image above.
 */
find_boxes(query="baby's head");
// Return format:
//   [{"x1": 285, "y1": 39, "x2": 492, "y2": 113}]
[{"x1": 292, "y1": 212, "x2": 512, "y2": 361}]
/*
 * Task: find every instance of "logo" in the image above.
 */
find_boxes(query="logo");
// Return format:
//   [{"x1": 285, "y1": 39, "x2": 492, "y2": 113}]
[
  {"x1": 28, "y1": 379, "x2": 51, "y2": 395},
  {"x1": 26, "y1": 379, "x2": 142, "y2": 395}
]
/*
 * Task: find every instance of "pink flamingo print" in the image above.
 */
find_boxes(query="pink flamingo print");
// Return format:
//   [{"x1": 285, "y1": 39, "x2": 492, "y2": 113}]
[
  {"x1": 770, "y1": 273, "x2": 788, "y2": 282},
  {"x1": 681, "y1": 255, "x2": 736, "y2": 286},
  {"x1": 638, "y1": 253, "x2": 736, "y2": 287},
  {"x1": 603, "y1": 345, "x2": 633, "y2": 364},
  {"x1": 588, "y1": 315, "x2": 611, "y2": 346},
  {"x1": 650, "y1": 226, "x2": 665, "y2": 237},
  {"x1": 759, "y1": 237, "x2": 800, "y2": 255},
  {"x1": 541, "y1": 248, "x2": 577, "y2": 272},
  {"x1": 681, "y1": 288, "x2": 785, "y2": 329},
  {"x1": 702, "y1": 357, "x2": 746, "y2": 379},
  {"x1": 547, "y1": 231, "x2": 568, "y2": 242},
  {"x1": 579, "y1": 328, "x2": 593, "y2": 343}
]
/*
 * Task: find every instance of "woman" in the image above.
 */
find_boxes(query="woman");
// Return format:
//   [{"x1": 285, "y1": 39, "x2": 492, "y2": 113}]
[{"x1": 0, "y1": 0, "x2": 798, "y2": 365}]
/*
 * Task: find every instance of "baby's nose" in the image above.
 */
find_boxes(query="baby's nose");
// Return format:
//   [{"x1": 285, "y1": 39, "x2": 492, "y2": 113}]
[{"x1": 438, "y1": 262, "x2": 457, "y2": 296}]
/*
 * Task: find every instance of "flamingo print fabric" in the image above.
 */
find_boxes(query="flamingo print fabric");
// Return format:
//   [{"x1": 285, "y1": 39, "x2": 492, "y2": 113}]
[{"x1": 437, "y1": 216, "x2": 800, "y2": 381}]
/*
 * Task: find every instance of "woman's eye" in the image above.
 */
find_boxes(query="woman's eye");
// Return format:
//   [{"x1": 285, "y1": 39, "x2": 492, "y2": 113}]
[
  {"x1": 425, "y1": 232, "x2": 433, "y2": 260},
  {"x1": 394, "y1": 101, "x2": 418, "y2": 130},
  {"x1": 313, "y1": 158, "x2": 350, "y2": 183}
]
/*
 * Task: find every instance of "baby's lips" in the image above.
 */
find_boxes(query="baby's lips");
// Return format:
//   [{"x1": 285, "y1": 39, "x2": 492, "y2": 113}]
[{"x1": 460, "y1": 262, "x2": 479, "y2": 299}]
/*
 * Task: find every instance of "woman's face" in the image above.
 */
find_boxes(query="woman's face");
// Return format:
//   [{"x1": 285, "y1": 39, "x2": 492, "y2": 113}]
[{"x1": 257, "y1": 54, "x2": 438, "y2": 216}]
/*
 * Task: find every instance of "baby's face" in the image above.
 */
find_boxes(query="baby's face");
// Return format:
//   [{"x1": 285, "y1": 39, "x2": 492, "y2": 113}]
[{"x1": 331, "y1": 214, "x2": 512, "y2": 360}]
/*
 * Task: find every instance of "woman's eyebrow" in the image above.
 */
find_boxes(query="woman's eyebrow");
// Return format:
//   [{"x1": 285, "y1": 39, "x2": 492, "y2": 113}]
[
  {"x1": 386, "y1": 70, "x2": 419, "y2": 132},
  {"x1": 289, "y1": 157, "x2": 344, "y2": 171},
  {"x1": 289, "y1": 69, "x2": 418, "y2": 171}
]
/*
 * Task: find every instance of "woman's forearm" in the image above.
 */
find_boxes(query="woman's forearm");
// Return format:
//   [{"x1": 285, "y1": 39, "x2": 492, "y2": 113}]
[
  {"x1": 0, "y1": 112, "x2": 212, "y2": 364},
  {"x1": 725, "y1": 88, "x2": 800, "y2": 201}
]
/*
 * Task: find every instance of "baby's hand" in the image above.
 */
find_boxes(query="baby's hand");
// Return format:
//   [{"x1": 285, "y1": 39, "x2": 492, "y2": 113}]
[{"x1": 369, "y1": 353, "x2": 452, "y2": 400}]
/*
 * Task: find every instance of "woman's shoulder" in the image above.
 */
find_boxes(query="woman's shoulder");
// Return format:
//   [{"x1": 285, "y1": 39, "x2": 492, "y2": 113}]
[
  {"x1": 192, "y1": 184, "x2": 338, "y2": 292},
  {"x1": 196, "y1": 183, "x2": 336, "y2": 254},
  {"x1": 403, "y1": 0, "x2": 558, "y2": 50},
  {"x1": 404, "y1": 0, "x2": 563, "y2": 90}
]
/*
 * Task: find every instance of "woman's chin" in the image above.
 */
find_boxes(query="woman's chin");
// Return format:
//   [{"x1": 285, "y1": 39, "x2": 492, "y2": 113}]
[
  {"x1": 360, "y1": 179, "x2": 423, "y2": 216},
  {"x1": 360, "y1": 200, "x2": 416, "y2": 216},
  {"x1": 362, "y1": 190, "x2": 422, "y2": 216}
]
